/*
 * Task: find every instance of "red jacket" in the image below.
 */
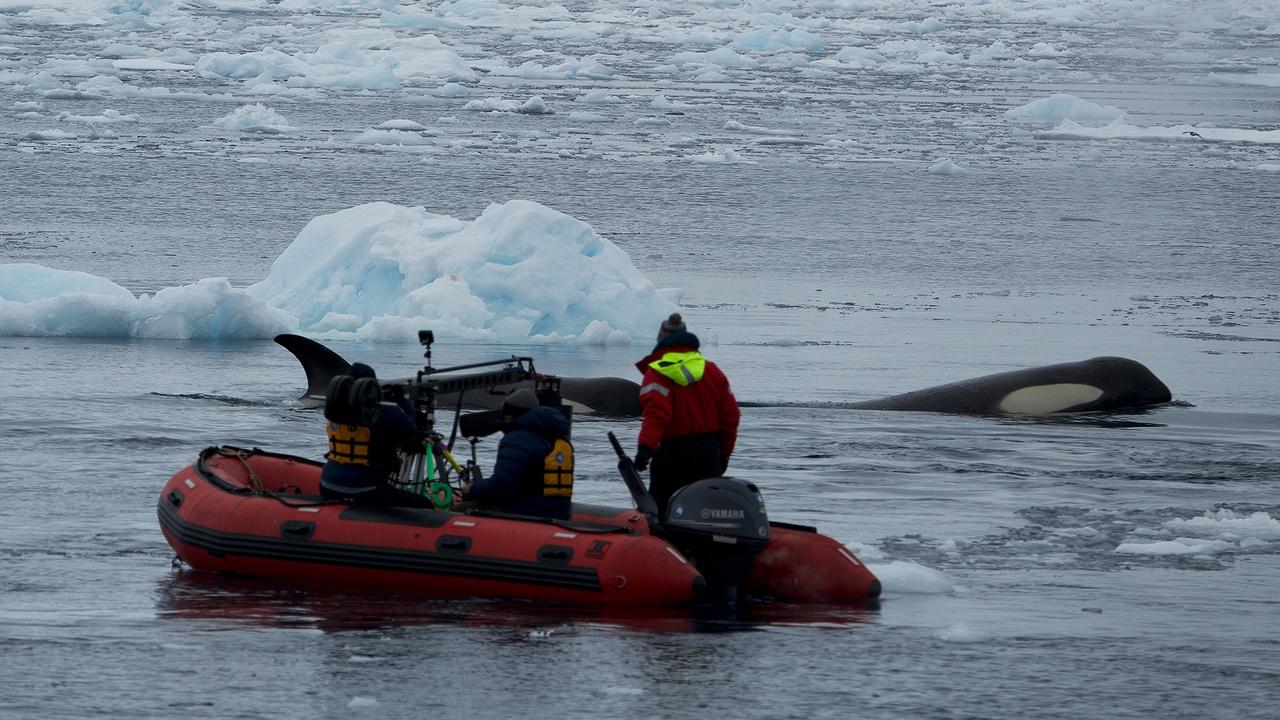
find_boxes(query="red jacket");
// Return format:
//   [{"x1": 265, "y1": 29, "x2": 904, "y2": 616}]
[{"x1": 635, "y1": 344, "x2": 740, "y2": 457}]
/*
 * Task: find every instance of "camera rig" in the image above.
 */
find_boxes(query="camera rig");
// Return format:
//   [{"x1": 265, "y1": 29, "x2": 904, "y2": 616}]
[
  {"x1": 379, "y1": 329, "x2": 562, "y2": 436},
  {"x1": 378, "y1": 330, "x2": 565, "y2": 506}
]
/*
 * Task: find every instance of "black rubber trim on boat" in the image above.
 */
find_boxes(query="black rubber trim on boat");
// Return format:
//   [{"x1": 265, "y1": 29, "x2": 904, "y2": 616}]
[
  {"x1": 157, "y1": 500, "x2": 602, "y2": 592},
  {"x1": 769, "y1": 520, "x2": 818, "y2": 534},
  {"x1": 338, "y1": 504, "x2": 452, "y2": 528},
  {"x1": 467, "y1": 508, "x2": 635, "y2": 536}
]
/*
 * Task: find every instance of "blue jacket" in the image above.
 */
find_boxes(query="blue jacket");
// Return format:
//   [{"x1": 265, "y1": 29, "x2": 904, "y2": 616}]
[
  {"x1": 466, "y1": 406, "x2": 571, "y2": 520},
  {"x1": 321, "y1": 402, "x2": 418, "y2": 494}
]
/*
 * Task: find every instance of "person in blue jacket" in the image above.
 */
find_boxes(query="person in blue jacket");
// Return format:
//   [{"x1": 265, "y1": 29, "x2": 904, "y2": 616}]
[
  {"x1": 460, "y1": 389, "x2": 574, "y2": 520},
  {"x1": 320, "y1": 364, "x2": 432, "y2": 508}
]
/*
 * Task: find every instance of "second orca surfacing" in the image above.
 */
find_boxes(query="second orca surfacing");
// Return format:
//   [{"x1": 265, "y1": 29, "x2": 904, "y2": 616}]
[{"x1": 848, "y1": 356, "x2": 1172, "y2": 415}]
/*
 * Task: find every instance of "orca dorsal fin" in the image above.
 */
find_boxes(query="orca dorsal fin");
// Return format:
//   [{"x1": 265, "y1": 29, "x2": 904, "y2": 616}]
[{"x1": 275, "y1": 333, "x2": 352, "y2": 402}]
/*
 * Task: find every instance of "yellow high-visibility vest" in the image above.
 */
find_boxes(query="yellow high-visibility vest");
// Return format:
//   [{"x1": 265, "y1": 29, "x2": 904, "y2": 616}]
[{"x1": 649, "y1": 351, "x2": 706, "y2": 387}]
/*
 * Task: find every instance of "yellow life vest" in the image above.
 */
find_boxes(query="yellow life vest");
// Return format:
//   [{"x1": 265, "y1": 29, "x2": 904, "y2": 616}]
[
  {"x1": 326, "y1": 421, "x2": 372, "y2": 467},
  {"x1": 649, "y1": 351, "x2": 706, "y2": 387},
  {"x1": 541, "y1": 438, "x2": 574, "y2": 498}
]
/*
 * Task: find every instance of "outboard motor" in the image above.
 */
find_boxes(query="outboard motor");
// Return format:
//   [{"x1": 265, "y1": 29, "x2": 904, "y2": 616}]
[{"x1": 662, "y1": 477, "x2": 771, "y2": 602}]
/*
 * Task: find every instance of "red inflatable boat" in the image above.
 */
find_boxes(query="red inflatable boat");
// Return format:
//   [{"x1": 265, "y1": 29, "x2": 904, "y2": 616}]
[{"x1": 158, "y1": 446, "x2": 880, "y2": 607}]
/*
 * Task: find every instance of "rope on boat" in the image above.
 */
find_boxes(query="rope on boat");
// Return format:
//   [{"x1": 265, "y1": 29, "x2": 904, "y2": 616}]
[{"x1": 227, "y1": 447, "x2": 266, "y2": 494}]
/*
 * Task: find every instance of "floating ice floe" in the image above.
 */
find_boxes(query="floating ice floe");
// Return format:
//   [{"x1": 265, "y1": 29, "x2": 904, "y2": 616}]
[
  {"x1": 463, "y1": 96, "x2": 553, "y2": 114},
  {"x1": 377, "y1": 119, "x2": 426, "y2": 131},
  {"x1": 865, "y1": 561, "x2": 954, "y2": 595},
  {"x1": 0, "y1": 201, "x2": 679, "y2": 343},
  {"x1": 280, "y1": 0, "x2": 396, "y2": 12},
  {"x1": 1167, "y1": 509, "x2": 1280, "y2": 540},
  {"x1": 687, "y1": 147, "x2": 751, "y2": 164},
  {"x1": 897, "y1": 18, "x2": 945, "y2": 34},
  {"x1": 24, "y1": 71, "x2": 97, "y2": 100},
  {"x1": 928, "y1": 159, "x2": 972, "y2": 176},
  {"x1": 380, "y1": 6, "x2": 467, "y2": 30},
  {"x1": 196, "y1": 35, "x2": 476, "y2": 90},
  {"x1": 576, "y1": 89, "x2": 620, "y2": 105},
  {"x1": 481, "y1": 57, "x2": 615, "y2": 81},
  {"x1": 827, "y1": 46, "x2": 888, "y2": 67},
  {"x1": 1115, "y1": 509, "x2": 1278, "y2": 556},
  {"x1": 352, "y1": 128, "x2": 433, "y2": 146},
  {"x1": 22, "y1": 129, "x2": 77, "y2": 141},
  {"x1": 434, "y1": 83, "x2": 470, "y2": 98},
  {"x1": 1027, "y1": 42, "x2": 1065, "y2": 58},
  {"x1": 1004, "y1": 93, "x2": 1127, "y2": 125},
  {"x1": 1035, "y1": 119, "x2": 1280, "y2": 144},
  {"x1": 671, "y1": 45, "x2": 758, "y2": 68},
  {"x1": 213, "y1": 104, "x2": 298, "y2": 134},
  {"x1": 57, "y1": 109, "x2": 138, "y2": 123},
  {"x1": 1115, "y1": 538, "x2": 1234, "y2": 556},
  {"x1": 111, "y1": 58, "x2": 194, "y2": 71},
  {"x1": 100, "y1": 43, "x2": 158, "y2": 59},
  {"x1": 650, "y1": 94, "x2": 694, "y2": 110}
]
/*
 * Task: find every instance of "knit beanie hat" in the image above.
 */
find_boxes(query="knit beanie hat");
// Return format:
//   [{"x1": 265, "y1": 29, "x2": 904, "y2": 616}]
[
  {"x1": 656, "y1": 313, "x2": 687, "y2": 343},
  {"x1": 502, "y1": 388, "x2": 540, "y2": 418}
]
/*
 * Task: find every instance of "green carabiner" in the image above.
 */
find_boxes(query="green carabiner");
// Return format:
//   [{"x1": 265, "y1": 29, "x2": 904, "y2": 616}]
[{"x1": 428, "y1": 482, "x2": 453, "y2": 510}]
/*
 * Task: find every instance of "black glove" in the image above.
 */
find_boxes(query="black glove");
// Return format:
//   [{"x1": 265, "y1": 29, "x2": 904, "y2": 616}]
[
  {"x1": 633, "y1": 446, "x2": 654, "y2": 471},
  {"x1": 719, "y1": 454, "x2": 730, "y2": 476}
]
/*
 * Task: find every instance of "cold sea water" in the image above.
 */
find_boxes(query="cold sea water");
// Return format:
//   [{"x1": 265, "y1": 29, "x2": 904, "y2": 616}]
[{"x1": 3, "y1": 1, "x2": 1280, "y2": 719}]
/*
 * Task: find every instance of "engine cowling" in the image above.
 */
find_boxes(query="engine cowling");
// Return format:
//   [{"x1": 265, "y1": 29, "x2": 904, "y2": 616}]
[{"x1": 661, "y1": 477, "x2": 771, "y2": 601}]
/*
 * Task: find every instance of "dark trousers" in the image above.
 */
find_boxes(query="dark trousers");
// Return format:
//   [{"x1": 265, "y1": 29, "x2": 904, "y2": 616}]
[
  {"x1": 321, "y1": 462, "x2": 436, "y2": 509},
  {"x1": 649, "y1": 432, "x2": 722, "y2": 515}
]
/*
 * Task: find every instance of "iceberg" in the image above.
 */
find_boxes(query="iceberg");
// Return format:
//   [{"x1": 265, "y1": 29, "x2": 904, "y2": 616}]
[
  {"x1": 0, "y1": 266, "x2": 291, "y2": 339},
  {"x1": 0, "y1": 202, "x2": 677, "y2": 344},
  {"x1": 247, "y1": 200, "x2": 677, "y2": 343}
]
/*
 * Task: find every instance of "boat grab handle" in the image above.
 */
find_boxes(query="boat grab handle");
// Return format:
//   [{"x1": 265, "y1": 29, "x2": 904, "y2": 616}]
[{"x1": 280, "y1": 520, "x2": 315, "y2": 539}]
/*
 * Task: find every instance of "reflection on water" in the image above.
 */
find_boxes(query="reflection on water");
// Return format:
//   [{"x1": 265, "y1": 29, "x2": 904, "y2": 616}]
[
  {"x1": 155, "y1": 572, "x2": 880, "y2": 636},
  {"x1": 993, "y1": 412, "x2": 1168, "y2": 430}
]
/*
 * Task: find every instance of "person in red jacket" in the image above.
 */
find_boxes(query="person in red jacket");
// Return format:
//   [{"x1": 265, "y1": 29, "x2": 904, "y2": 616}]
[{"x1": 633, "y1": 313, "x2": 740, "y2": 514}]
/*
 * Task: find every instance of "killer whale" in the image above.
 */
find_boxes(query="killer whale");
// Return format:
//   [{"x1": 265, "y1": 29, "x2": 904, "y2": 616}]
[
  {"x1": 848, "y1": 356, "x2": 1172, "y2": 415},
  {"x1": 275, "y1": 335, "x2": 1171, "y2": 418},
  {"x1": 274, "y1": 334, "x2": 642, "y2": 417}
]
